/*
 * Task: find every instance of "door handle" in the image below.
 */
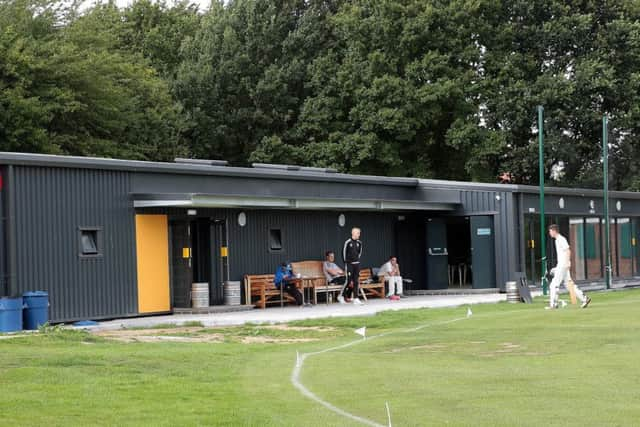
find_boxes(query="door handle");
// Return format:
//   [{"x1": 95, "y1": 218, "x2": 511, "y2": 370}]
[{"x1": 428, "y1": 248, "x2": 449, "y2": 256}]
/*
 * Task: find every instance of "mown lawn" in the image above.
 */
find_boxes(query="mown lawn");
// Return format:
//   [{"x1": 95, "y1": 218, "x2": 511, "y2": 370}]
[{"x1": 2, "y1": 289, "x2": 640, "y2": 426}]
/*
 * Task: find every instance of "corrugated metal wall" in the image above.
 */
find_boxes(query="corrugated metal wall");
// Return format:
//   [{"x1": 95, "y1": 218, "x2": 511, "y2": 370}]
[
  {"x1": 226, "y1": 210, "x2": 397, "y2": 278},
  {"x1": 144, "y1": 207, "x2": 398, "y2": 298},
  {"x1": 459, "y1": 190, "x2": 519, "y2": 290},
  {"x1": 13, "y1": 167, "x2": 137, "y2": 322},
  {"x1": 0, "y1": 167, "x2": 6, "y2": 296}
]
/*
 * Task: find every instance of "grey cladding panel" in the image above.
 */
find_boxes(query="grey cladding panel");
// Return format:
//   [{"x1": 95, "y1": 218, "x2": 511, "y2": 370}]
[
  {"x1": 133, "y1": 173, "x2": 421, "y2": 202},
  {"x1": 227, "y1": 210, "x2": 397, "y2": 279},
  {"x1": 13, "y1": 167, "x2": 137, "y2": 322},
  {"x1": 142, "y1": 208, "x2": 398, "y2": 281},
  {"x1": 460, "y1": 190, "x2": 518, "y2": 289},
  {"x1": 522, "y1": 193, "x2": 640, "y2": 216}
]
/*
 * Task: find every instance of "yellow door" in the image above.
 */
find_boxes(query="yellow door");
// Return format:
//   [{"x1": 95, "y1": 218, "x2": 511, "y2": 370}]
[{"x1": 135, "y1": 214, "x2": 170, "y2": 313}]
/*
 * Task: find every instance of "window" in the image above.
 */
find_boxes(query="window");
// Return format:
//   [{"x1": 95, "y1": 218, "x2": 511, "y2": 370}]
[
  {"x1": 79, "y1": 227, "x2": 102, "y2": 257},
  {"x1": 269, "y1": 229, "x2": 282, "y2": 251}
]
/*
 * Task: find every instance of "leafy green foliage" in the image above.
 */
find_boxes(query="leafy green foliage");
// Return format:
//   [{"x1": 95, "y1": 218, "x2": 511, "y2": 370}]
[
  {"x1": 0, "y1": 0, "x2": 188, "y2": 160},
  {"x1": 3, "y1": 0, "x2": 640, "y2": 188}
]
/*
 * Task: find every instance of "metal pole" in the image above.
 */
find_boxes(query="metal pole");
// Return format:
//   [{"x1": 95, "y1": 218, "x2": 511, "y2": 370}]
[
  {"x1": 538, "y1": 106, "x2": 548, "y2": 295},
  {"x1": 603, "y1": 116, "x2": 611, "y2": 289}
]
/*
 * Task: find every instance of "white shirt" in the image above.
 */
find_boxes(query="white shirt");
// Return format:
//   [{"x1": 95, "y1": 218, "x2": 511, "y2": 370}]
[
  {"x1": 379, "y1": 261, "x2": 399, "y2": 277},
  {"x1": 554, "y1": 234, "x2": 570, "y2": 268}
]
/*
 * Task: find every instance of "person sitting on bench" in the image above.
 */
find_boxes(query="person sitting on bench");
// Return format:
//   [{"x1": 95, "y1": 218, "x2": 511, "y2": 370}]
[
  {"x1": 274, "y1": 262, "x2": 302, "y2": 306},
  {"x1": 379, "y1": 256, "x2": 405, "y2": 298},
  {"x1": 323, "y1": 251, "x2": 351, "y2": 300}
]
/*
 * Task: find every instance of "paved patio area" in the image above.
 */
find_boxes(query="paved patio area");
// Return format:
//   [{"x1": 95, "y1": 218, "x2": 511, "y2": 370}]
[
  {"x1": 73, "y1": 280, "x2": 639, "y2": 332},
  {"x1": 88, "y1": 293, "x2": 510, "y2": 331}
]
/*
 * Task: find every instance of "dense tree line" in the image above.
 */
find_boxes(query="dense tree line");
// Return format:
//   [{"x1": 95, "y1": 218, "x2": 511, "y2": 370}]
[{"x1": 2, "y1": 0, "x2": 640, "y2": 189}]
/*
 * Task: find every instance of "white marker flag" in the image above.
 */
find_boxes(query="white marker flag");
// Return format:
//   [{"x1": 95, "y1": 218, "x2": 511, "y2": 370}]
[
  {"x1": 467, "y1": 307, "x2": 473, "y2": 318},
  {"x1": 354, "y1": 326, "x2": 366, "y2": 338}
]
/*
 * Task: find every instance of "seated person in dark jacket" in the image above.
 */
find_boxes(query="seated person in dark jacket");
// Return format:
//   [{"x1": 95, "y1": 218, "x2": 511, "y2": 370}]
[{"x1": 274, "y1": 263, "x2": 302, "y2": 305}]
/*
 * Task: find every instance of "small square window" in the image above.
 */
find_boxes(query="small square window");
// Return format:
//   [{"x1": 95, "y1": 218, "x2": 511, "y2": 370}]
[
  {"x1": 269, "y1": 229, "x2": 282, "y2": 251},
  {"x1": 79, "y1": 227, "x2": 102, "y2": 257}
]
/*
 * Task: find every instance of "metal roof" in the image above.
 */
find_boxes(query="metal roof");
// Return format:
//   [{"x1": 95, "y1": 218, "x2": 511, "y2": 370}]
[
  {"x1": 0, "y1": 152, "x2": 418, "y2": 187},
  {"x1": 2, "y1": 151, "x2": 639, "y2": 199}
]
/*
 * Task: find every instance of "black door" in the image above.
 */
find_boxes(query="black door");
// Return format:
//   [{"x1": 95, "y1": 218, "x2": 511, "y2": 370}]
[
  {"x1": 170, "y1": 221, "x2": 193, "y2": 308},
  {"x1": 395, "y1": 216, "x2": 425, "y2": 290},
  {"x1": 210, "y1": 220, "x2": 226, "y2": 305},
  {"x1": 470, "y1": 216, "x2": 496, "y2": 289},
  {"x1": 426, "y1": 218, "x2": 449, "y2": 289}
]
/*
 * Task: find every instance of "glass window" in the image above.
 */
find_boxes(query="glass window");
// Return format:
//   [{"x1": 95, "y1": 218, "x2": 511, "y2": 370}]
[
  {"x1": 617, "y1": 218, "x2": 633, "y2": 278},
  {"x1": 586, "y1": 218, "x2": 602, "y2": 280},
  {"x1": 569, "y1": 218, "x2": 586, "y2": 281},
  {"x1": 79, "y1": 227, "x2": 102, "y2": 257},
  {"x1": 269, "y1": 229, "x2": 282, "y2": 251}
]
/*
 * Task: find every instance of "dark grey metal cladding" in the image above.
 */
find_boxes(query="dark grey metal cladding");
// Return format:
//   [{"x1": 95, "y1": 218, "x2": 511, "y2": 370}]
[
  {"x1": 132, "y1": 172, "x2": 424, "y2": 203},
  {"x1": 521, "y1": 193, "x2": 640, "y2": 216},
  {"x1": 12, "y1": 166, "x2": 137, "y2": 322},
  {"x1": 147, "y1": 207, "x2": 397, "y2": 281},
  {"x1": 227, "y1": 210, "x2": 396, "y2": 279},
  {"x1": 456, "y1": 190, "x2": 519, "y2": 290},
  {"x1": 0, "y1": 167, "x2": 6, "y2": 296}
]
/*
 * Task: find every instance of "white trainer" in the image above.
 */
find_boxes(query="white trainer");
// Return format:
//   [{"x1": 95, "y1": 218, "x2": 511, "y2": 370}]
[
  {"x1": 337, "y1": 295, "x2": 346, "y2": 304},
  {"x1": 352, "y1": 298, "x2": 363, "y2": 305}
]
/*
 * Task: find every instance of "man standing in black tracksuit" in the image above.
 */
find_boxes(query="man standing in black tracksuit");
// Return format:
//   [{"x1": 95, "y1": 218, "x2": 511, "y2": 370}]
[{"x1": 339, "y1": 227, "x2": 363, "y2": 305}]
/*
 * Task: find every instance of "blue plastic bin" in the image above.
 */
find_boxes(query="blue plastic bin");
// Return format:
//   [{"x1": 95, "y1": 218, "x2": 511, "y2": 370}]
[
  {"x1": 23, "y1": 291, "x2": 49, "y2": 330},
  {"x1": 0, "y1": 297, "x2": 23, "y2": 333}
]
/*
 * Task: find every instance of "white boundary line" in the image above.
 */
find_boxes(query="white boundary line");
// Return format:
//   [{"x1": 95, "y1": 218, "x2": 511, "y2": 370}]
[{"x1": 291, "y1": 316, "x2": 467, "y2": 426}]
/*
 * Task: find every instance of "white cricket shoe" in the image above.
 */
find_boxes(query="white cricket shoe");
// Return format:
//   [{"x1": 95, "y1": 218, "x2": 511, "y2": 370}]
[
  {"x1": 337, "y1": 295, "x2": 346, "y2": 304},
  {"x1": 352, "y1": 298, "x2": 363, "y2": 305}
]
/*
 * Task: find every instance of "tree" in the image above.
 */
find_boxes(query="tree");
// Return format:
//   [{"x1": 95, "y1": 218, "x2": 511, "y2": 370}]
[
  {"x1": 0, "y1": 0, "x2": 188, "y2": 160},
  {"x1": 176, "y1": 0, "x2": 342, "y2": 163}
]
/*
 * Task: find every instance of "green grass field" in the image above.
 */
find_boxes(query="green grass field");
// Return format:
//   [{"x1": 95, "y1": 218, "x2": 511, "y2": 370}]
[{"x1": 2, "y1": 289, "x2": 640, "y2": 426}]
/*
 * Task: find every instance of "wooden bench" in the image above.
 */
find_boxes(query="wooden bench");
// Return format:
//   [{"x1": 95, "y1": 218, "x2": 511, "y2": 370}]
[
  {"x1": 358, "y1": 268, "x2": 386, "y2": 300},
  {"x1": 244, "y1": 274, "x2": 296, "y2": 309},
  {"x1": 290, "y1": 261, "x2": 342, "y2": 304}
]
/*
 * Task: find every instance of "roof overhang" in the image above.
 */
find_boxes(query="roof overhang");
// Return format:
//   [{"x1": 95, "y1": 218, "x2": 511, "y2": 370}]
[{"x1": 132, "y1": 194, "x2": 457, "y2": 211}]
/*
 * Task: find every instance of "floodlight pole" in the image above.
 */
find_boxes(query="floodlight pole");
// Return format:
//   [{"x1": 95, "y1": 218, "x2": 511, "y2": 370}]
[
  {"x1": 538, "y1": 106, "x2": 548, "y2": 295},
  {"x1": 603, "y1": 116, "x2": 611, "y2": 290}
]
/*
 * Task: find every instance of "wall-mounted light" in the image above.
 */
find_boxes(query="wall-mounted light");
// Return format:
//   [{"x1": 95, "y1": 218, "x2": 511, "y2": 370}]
[
  {"x1": 558, "y1": 198, "x2": 565, "y2": 209},
  {"x1": 616, "y1": 201, "x2": 622, "y2": 211},
  {"x1": 495, "y1": 194, "x2": 501, "y2": 201},
  {"x1": 338, "y1": 214, "x2": 346, "y2": 227},
  {"x1": 187, "y1": 209, "x2": 197, "y2": 216},
  {"x1": 589, "y1": 200, "x2": 595, "y2": 210},
  {"x1": 238, "y1": 212, "x2": 247, "y2": 227}
]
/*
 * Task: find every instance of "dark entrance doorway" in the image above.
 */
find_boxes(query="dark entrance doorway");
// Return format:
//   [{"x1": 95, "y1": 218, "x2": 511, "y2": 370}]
[
  {"x1": 169, "y1": 217, "x2": 225, "y2": 308},
  {"x1": 169, "y1": 220, "x2": 192, "y2": 308},
  {"x1": 446, "y1": 217, "x2": 471, "y2": 288},
  {"x1": 424, "y1": 216, "x2": 496, "y2": 290}
]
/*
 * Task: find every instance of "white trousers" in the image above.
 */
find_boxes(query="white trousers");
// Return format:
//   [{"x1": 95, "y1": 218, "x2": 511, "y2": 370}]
[
  {"x1": 549, "y1": 266, "x2": 586, "y2": 307},
  {"x1": 386, "y1": 276, "x2": 403, "y2": 296}
]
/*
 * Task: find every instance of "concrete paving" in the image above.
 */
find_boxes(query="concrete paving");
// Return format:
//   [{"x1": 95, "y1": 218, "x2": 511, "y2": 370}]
[
  {"x1": 87, "y1": 293, "x2": 509, "y2": 331},
  {"x1": 74, "y1": 280, "x2": 639, "y2": 332}
]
